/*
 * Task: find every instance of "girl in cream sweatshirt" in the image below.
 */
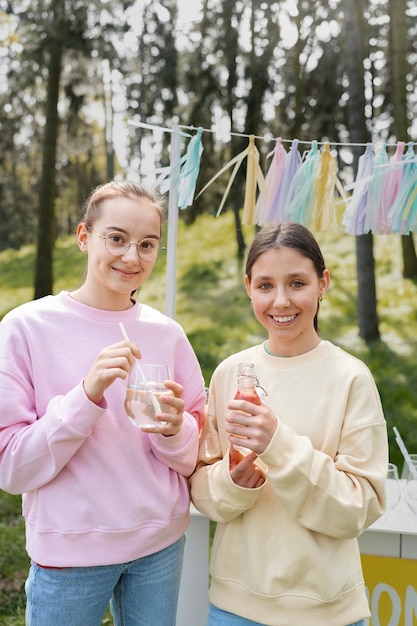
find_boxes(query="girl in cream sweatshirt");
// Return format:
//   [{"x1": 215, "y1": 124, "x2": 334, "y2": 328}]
[{"x1": 191, "y1": 222, "x2": 387, "y2": 626}]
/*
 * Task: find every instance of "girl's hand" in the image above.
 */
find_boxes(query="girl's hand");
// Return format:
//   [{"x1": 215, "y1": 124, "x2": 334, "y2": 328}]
[
  {"x1": 141, "y1": 380, "x2": 185, "y2": 437},
  {"x1": 229, "y1": 447, "x2": 266, "y2": 488},
  {"x1": 83, "y1": 340, "x2": 141, "y2": 405},
  {"x1": 225, "y1": 399, "x2": 278, "y2": 455}
]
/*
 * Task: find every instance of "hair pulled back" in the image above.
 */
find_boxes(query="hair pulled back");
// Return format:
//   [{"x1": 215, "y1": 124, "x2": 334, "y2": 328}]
[
  {"x1": 80, "y1": 180, "x2": 165, "y2": 229},
  {"x1": 245, "y1": 222, "x2": 327, "y2": 331}
]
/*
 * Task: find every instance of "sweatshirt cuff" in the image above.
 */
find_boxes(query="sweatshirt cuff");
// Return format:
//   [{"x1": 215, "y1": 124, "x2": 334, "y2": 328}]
[
  {"x1": 149, "y1": 411, "x2": 198, "y2": 449},
  {"x1": 55, "y1": 382, "x2": 106, "y2": 434},
  {"x1": 210, "y1": 454, "x2": 264, "y2": 509}
]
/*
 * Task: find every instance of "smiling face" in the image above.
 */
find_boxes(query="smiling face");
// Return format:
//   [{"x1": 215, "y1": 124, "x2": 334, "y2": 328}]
[
  {"x1": 245, "y1": 246, "x2": 330, "y2": 357},
  {"x1": 75, "y1": 195, "x2": 162, "y2": 310}
]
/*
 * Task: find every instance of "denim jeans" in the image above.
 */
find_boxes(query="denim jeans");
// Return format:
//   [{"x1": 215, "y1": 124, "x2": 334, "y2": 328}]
[
  {"x1": 25, "y1": 536, "x2": 185, "y2": 626},
  {"x1": 207, "y1": 603, "x2": 366, "y2": 626}
]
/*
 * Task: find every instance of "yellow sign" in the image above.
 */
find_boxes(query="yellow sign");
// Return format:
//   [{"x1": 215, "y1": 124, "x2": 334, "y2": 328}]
[{"x1": 361, "y1": 554, "x2": 417, "y2": 626}]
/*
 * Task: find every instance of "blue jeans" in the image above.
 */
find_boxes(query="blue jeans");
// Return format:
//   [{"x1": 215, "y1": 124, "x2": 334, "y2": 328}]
[
  {"x1": 207, "y1": 604, "x2": 366, "y2": 626},
  {"x1": 25, "y1": 536, "x2": 185, "y2": 626}
]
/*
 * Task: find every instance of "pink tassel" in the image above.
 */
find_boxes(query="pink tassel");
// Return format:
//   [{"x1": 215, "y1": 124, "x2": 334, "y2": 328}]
[
  {"x1": 255, "y1": 138, "x2": 287, "y2": 225},
  {"x1": 267, "y1": 139, "x2": 302, "y2": 223},
  {"x1": 378, "y1": 142, "x2": 405, "y2": 233}
]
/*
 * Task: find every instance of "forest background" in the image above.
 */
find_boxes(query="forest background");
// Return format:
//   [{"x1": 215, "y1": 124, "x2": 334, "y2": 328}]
[{"x1": 1, "y1": 0, "x2": 417, "y2": 622}]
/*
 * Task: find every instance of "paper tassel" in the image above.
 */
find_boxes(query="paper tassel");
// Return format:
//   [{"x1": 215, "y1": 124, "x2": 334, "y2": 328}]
[
  {"x1": 242, "y1": 135, "x2": 265, "y2": 224},
  {"x1": 284, "y1": 141, "x2": 321, "y2": 225},
  {"x1": 177, "y1": 127, "x2": 204, "y2": 209},
  {"x1": 363, "y1": 144, "x2": 389, "y2": 233},
  {"x1": 309, "y1": 142, "x2": 345, "y2": 231},
  {"x1": 255, "y1": 138, "x2": 287, "y2": 225},
  {"x1": 378, "y1": 141, "x2": 405, "y2": 233},
  {"x1": 387, "y1": 142, "x2": 417, "y2": 234},
  {"x1": 195, "y1": 135, "x2": 265, "y2": 221},
  {"x1": 342, "y1": 143, "x2": 375, "y2": 235},
  {"x1": 263, "y1": 139, "x2": 302, "y2": 224},
  {"x1": 154, "y1": 128, "x2": 204, "y2": 209}
]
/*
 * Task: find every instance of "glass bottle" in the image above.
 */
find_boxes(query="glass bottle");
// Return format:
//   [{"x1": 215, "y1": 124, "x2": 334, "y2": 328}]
[
  {"x1": 234, "y1": 362, "x2": 262, "y2": 405},
  {"x1": 232, "y1": 363, "x2": 262, "y2": 455}
]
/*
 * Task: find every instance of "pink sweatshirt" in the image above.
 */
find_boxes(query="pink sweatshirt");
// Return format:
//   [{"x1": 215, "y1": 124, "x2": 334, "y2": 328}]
[{"x1": 0, "y1": 291, "x2": 205, "y2": 567}]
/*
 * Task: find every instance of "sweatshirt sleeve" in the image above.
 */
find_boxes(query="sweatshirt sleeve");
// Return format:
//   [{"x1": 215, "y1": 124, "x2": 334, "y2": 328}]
[
  {"x1": 146, "y1": 328, "x2": 206, "y2": 478},
  {"x1": 0, "y1": 371, "x2": 104, "y2": 494},
  {"x1": 190, "y1": 376, "x2": 265, "y2": 522},
  {"x1": 260, "y1": 371, "x2": 388, "y2": 539},
  {"x1": 0, "y1": 311, "x2": 106, "y2": 494},
  {"x1": 149, "y1": 411, "x2": 199, "y2": 477}
]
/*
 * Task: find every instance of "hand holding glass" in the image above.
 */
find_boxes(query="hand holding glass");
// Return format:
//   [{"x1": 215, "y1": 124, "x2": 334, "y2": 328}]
[{"x1": 125, "y1": 364, "x2": 173, "y2": 429}]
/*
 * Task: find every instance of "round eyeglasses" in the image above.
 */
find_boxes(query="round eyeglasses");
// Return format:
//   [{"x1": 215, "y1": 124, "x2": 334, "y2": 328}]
[{"x1": 88, "y1": 228, "x2": 164, "y2": 262}]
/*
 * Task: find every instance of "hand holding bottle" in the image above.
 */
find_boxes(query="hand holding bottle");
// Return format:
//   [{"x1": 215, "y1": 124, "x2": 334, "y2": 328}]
[
  {"x1": 226, "y1": 362, "x2": 277, "y2": 456},
  {"x1": 229, "y1": 446, "x2": 266, "y2": 488}
]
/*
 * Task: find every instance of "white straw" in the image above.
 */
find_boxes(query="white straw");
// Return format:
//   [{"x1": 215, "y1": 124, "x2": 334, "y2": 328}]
[
  {"x1": 393, "y1": 426, "x2": 417, "y2": 479},
  {"x1": 118, "y1": 322, "x2": 161, "y2": 413},
  {"x1": 118, "y1": 322, "x2": 146, "y2": 384}
]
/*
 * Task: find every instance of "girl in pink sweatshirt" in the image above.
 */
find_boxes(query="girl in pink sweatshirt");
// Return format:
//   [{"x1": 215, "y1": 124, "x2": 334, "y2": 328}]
[{"x1": 0, "y1": 180, "x2": 206, "y2": 626}]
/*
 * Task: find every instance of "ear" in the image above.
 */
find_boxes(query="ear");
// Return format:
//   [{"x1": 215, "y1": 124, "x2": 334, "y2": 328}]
[
  {"x1": 77, "y1": 223, "x2": 89, "y2": 253},
  {"x1": 319, "y1": 269, "x2": 331, "y2": 298},
  {"x1": 244, "y1": 275, "x2": 251, "y2": 300}
]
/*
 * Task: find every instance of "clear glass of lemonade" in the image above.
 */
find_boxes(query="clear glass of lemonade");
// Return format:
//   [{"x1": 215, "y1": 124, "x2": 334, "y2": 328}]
[{"x1": 125, "y1": 363, "x2": 173, "y2": 429}]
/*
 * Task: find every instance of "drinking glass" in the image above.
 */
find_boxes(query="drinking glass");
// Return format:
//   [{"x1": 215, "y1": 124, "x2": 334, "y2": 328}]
[
  {"x1": 124, "y1": 364, "x2": 173, "y2": 429},
  {"x1": 405, "y1": 458, "x2": 417, "y2": 512},
  {"x1": 385, "y1": 463, "x2": 401, "y2": 512},
  {"x1": 401, "y1": 453, "x2": 417, "y2": 478}
]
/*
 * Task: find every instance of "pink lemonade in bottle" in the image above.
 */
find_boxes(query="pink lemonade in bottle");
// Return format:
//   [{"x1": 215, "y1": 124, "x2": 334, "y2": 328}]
[{"x1": 232, "y1": 363, "x2": 262, "y2": 454}]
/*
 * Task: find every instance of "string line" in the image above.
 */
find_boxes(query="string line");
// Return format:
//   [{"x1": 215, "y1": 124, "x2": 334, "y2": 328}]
[{"x1": 128, "y1": 119, "x2": 401, "y2": 149}]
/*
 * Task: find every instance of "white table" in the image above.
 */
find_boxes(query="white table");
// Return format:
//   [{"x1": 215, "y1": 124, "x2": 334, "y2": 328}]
[
  {"x1": 177, "y1": 506, "x2": 210, "y2": 626},
  {"x1": 358, "y1": 480, "x2": 417, "y2": 625}
]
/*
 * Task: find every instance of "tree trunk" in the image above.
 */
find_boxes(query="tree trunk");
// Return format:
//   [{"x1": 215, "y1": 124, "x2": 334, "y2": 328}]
[
  {"x1": 389, "y1": 0, "x2": 417, "y2": 277},
  {"x1": 342, "y1": 0, "x2": 380, "y2": 341},
  {"x1": 356, "y1": 234, "x2": 379, "y2": 341},
  {"x1": 34, "y1": 29, "x2": 63, "y2": 299}
]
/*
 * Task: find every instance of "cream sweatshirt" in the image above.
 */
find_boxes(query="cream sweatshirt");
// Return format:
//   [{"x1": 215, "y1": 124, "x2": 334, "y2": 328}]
[{"x1": 190, "y1": 341, "x2": 387, "y2": 626}]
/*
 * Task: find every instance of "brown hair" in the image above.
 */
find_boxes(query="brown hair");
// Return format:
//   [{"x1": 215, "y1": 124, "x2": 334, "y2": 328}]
[
  {"x1": 245, "y1": 223, "x2": 327, "y2": 331},
  {"x1": 80, "y1": 180, "x2": 165, "y2": 229}
]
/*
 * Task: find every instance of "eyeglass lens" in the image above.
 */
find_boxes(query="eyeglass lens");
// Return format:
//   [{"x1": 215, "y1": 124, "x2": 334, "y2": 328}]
[{"x1": 104, "y1": 232, "x2": 159, "y2": 260}]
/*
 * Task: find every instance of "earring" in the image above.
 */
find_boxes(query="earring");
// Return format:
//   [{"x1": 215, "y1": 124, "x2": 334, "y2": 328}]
[{"x1": 319, "y1": 294, "x2": 323, "y2": 302}]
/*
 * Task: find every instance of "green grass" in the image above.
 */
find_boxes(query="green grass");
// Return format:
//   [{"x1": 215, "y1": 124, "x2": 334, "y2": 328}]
[{"x1": 1, "y1": 211, "x2": 417, "y2": 623}]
